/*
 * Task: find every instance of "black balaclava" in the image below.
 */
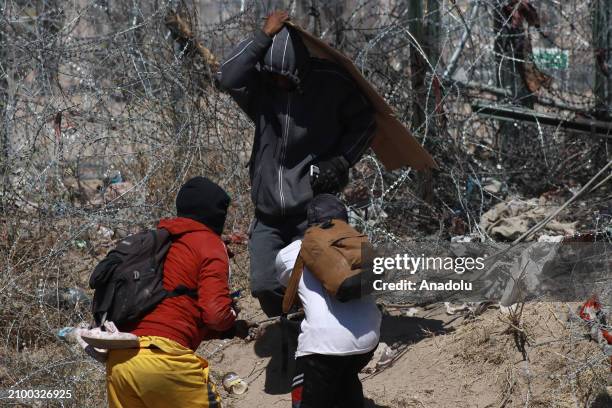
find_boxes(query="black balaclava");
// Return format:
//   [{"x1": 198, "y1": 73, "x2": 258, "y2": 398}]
[
  {"x1": 307, "y1": 194, "x2": 349, "y2": 226},
  {"x1": 176, "y1": 176, "x2": 230, "y2": 235}
]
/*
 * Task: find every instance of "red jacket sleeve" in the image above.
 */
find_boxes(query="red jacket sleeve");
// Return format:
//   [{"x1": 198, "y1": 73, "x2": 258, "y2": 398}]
[{"x1": 197, "y1": 239, "x2": 236, "y2": 332}]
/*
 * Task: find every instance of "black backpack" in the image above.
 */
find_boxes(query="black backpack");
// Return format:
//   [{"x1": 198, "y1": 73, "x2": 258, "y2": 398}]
[{"x1": 89, "y1": 228, "x2": 197, "y2": 327}]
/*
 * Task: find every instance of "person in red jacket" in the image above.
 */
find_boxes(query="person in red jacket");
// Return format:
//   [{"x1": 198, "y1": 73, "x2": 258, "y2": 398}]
[{"x1": 106, "y1": 176, "x2": 246, "y2": 408}]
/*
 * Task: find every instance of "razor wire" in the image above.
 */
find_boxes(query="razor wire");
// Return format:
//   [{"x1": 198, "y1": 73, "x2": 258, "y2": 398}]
[{"x1": 0, "y1": 0, "x2": 611, "y2": 406}]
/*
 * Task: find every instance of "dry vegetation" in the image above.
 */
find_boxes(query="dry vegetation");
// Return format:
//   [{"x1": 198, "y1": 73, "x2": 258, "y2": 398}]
[
  {"x1": 1, "y1": 0, "x2": 610, "y2": 407},
  {"x1": 448, "y1": 304, "x2": 610, "y2": 407}
]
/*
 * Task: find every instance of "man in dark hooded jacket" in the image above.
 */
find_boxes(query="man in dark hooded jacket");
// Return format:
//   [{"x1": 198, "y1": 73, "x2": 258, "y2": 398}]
[{"x1": 217, "y1": 11, "x2": 376, "y2": 317}]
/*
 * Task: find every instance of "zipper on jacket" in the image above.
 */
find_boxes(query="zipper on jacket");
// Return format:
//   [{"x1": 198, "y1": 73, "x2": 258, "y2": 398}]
[{"x1": 278, "y1": 93, "x2": 292, "y2": 216}]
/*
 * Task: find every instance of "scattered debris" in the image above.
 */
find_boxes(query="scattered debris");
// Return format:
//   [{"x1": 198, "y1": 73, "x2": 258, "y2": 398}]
[
  {"x1": 103, "y1": 181, "x2": 135, "y2": 202},
  {"x1": 445, "y1": 301, "x2": 498, "y2": 317},
  {"x1": 479, "y1": 197, "x2": 577, "y2": 240},
  {"x1": 165, "y1": 12, "x2": 219, "y2": 71},
  {"x1": 444, "y1": 302, "x2": 470, "y2": 315},
  {"x1": 376, "y1": 345, "x2": 397, "y2": 369},
  {"x1": 104, "y1": 170, "x2": 123, "y2": 185},
  {"x1": 482, "y1": 178, "x2": 502, "y2": 194},
  {"x1": 80, "y1": 321, "x2": 139, "y2": 350},
  {"x1": 73, "y1": 239, "x2": 87, "y2": 249},
  {"x1": 56, "y1": 326, "x2": 76, "y2": 341},
  {"x1": 57, "y1": 323, "x2": 108, "y2": 363},
  {"x1": 499, "y1": 0, "x2": 552, "y2": 93},
  {"x1": 499, "y1": 303, "x2": 521, "y2": 315},
  {"x1": 578, "y1": 295, "x2": 612, "y2": 370},
  {"x1": 64, "y1": 177, "x2": 135, "y2": 206},
  {"x1": 97, "y1": 225, "x2": 114, "y2": 239},
  {"x1": 450, "y1": 233, "x2": 481, "y2": 243},
  {"x1": 223, "y1": 232, "x2": 248, "y2": 245},
  {"x1": 537, "y1": 234, "x2": 564, "y2": 242},
  {"x1": 402, "y1": 307, "x2": 420, "y2": 317},
  {"x1": 222, "y1": 372, "x2": 248, "y2": 395},
  {"x1": 363, "y1": 342, "x2": 398, "y2": 373},
  {"x1": 41, "y1": 287, "x2": 90, "y2": 309}
]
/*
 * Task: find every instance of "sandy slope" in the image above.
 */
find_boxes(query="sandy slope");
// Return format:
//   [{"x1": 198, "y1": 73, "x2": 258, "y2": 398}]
[{"x1": 198, "y1": 299, "x2": 611, "y2": 408}]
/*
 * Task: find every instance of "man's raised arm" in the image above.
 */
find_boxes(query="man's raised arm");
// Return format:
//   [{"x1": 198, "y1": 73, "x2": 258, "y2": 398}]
[{"x1": 217, "y1": 11, "x2": 289, "y2": 116}]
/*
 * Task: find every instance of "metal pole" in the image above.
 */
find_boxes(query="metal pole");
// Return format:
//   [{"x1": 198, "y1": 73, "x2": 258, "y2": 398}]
[
  {"x1": 593, "y1": 0, "x2": 612, "y2": 118},
  {"x1": 408, "y1": 0, "x2": 439, "y2": 204}
]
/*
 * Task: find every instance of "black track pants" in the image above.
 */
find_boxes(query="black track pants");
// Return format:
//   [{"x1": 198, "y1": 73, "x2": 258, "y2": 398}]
[{"x1": 291, "y1": 349, "x2": 376, "y2": 408}]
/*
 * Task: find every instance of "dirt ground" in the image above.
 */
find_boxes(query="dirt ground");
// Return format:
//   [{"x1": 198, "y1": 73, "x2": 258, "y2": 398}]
[{"x1": 197, "y1": 297, "x2": 612, "y2": 408}]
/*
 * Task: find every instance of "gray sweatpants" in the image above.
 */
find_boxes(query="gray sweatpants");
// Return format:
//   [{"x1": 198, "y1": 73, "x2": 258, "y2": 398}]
[{"x1": 248, "y1": 212, "x2": 307, "y2": 317}]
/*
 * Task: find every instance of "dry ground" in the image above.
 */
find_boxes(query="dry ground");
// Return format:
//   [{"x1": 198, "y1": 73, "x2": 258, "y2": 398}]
[{"x1": 200, "y1": 299, "x2": 611, "y2": 408}]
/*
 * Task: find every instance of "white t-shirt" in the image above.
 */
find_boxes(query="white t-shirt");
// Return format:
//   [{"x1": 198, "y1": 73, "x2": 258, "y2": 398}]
[{"x1": 276, "y1": 240, "x2": 381, "y2": 357}]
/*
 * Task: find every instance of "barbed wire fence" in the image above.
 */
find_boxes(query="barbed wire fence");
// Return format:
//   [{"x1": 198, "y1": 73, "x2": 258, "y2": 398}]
[{"x1": 1, "y1": 0, "x2": 610, "y2": 406}]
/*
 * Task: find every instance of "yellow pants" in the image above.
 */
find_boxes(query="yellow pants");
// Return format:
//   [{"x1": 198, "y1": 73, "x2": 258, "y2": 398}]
[{"x1": 106, "y1": 336, "x2": 222, "y2": 408}]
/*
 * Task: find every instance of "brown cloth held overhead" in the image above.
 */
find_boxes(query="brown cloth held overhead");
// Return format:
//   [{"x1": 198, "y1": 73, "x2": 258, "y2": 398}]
[{"x1": 288, "y1": 22, "x2": 438, "y2": 172}]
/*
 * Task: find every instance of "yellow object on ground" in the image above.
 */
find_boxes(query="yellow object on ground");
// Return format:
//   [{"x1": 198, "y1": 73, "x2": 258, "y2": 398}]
[{"x1": 106, "y1": 336, "x2": 222, "y2": 408}]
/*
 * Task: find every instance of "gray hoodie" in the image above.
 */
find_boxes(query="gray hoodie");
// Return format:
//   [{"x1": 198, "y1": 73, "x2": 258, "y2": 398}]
[{"x1": 217, "y1": 27, "x2": 375, "y2": 218}]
